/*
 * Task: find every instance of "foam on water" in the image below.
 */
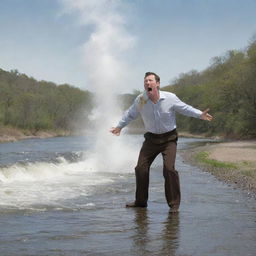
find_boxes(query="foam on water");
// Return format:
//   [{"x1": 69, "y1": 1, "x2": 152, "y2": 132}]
[
  {"x1": 0, "y1": 160, "x2": 105, "y2": 210},
  {"x1": 0, "y1": 1, "x2": 138, "y2": 213},
  {"x1": 0, "y1": 135, "x2": 139, "y2": 212}
]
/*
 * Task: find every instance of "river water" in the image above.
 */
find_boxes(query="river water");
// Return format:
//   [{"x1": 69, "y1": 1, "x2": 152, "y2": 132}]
[{"x1": 0, "y1": 135, "x2": 255, "y2": 256}]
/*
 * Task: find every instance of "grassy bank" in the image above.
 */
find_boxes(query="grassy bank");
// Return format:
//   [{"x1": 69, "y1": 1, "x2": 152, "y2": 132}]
[{"x1": 182, "y1": 140, "x2": 256, "y2": 198}]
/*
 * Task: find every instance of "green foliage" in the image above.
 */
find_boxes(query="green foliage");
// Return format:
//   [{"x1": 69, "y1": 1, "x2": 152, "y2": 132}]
[
  {"x1": 1, "y1": 38, "x2": 255, "y2": 138},
  {"x1": 0, "y1": 69, "x2": 93, "y2": 132},
  {"x1": 163, "y1": 39, "x2": 256, "y2": 138}
]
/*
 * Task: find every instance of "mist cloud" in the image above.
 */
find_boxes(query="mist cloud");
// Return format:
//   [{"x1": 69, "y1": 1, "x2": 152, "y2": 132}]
[
  {"x1": 58, "y1": 0, "x2": 138, "y2": 172},
  {"x1": 59, "y1": 0, "x2": 135, "y2": 94}
]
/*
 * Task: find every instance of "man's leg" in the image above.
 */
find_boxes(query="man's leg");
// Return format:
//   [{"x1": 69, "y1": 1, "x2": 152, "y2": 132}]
[
  {"x1": 161, "y1": 141, "x2": 181, "y2": 210},
  {"x1": 127, "y1": 140, "x2": 159, "y2": 207}
]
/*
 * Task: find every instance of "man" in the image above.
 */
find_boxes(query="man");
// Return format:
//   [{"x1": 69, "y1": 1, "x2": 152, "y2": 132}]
[{"x1": 110, "y1": 72, "x2": 212, "y2": 212}]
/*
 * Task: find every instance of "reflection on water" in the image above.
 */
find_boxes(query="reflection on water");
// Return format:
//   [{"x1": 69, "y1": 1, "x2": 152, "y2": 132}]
[
  {"x1": 131, "y1": 209, "x2": 150, "y2": 255},
  {"x1": 161, "y1": 212, "x2": 180, "y2": 255},
  {"x1": 131, "y1": 209, "x2": 180, "y2": 256}
]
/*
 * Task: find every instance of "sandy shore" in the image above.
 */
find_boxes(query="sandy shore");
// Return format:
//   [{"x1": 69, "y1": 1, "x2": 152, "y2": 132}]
[
  {"x1": 182, "y1": 140, "x2": 256, "y2": 197},
  {"x1": 208, "y1": 141, "x2": 256, "y2": 163}
]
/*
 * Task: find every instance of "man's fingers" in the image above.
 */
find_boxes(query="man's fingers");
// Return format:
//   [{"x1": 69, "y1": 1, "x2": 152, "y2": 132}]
[
  {"x1": 201, "y1": 108, "x2": 213, "y2": 121},
  {"x1": 203, "y1": 108, "x2": 210, "y2": 114},
  {"x1": 206, "y1": 114, "x2": 213, "y2": 121},
  {"x1": 110, "y1": 127, "x2": 121, "y2": 136}
]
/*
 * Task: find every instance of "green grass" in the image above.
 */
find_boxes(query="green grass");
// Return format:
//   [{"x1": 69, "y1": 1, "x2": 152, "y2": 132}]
[
  {"x1": 241, "y1": 170, "x2": 255, "y2": 178},
  {"x1": 195, "y1": 151, "x2": 238, "y2": 169}
]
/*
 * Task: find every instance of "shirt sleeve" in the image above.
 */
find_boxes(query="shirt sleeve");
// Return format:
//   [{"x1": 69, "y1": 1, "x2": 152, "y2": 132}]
[
  {"x1": 172, "y1": 94, "x2": 202, "y2": 118},
  {"x1": 117, "y1": 97, "x2": 140, "y2": 128}
]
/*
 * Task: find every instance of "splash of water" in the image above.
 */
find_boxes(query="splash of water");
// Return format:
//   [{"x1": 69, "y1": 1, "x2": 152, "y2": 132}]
[
  {"x1": 0, "y1": 157, "x2": 113, "y2": 211},
  {"x1": 60, "y1": 0, "x2": 137, "y2": 172},
  {"x1": 0, "y1": 1, "x2": 139, "y2": 211}
]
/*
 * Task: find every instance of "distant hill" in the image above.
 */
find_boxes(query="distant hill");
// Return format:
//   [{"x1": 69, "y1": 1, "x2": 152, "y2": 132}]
[{"x1": 0, "y1": 69, "x2": 93, "y2": 133}]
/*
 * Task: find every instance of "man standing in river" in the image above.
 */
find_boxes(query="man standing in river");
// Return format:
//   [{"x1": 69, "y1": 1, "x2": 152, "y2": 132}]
[{"x1": 110, "y1": 72, "x2": 212, "y2": 212}]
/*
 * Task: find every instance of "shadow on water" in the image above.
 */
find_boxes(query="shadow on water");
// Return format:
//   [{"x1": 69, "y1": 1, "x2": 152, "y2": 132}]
[{"x1": 130, "y1": 208, "x2": 180, "y2": 256}]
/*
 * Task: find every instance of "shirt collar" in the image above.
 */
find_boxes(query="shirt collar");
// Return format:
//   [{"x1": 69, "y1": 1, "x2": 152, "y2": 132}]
[{"x1": 159, "y1": 90, "x2": 166, "y2": 100}]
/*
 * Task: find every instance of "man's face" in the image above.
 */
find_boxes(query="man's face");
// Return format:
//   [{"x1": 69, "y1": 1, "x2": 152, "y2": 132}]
[{"x1": 144, "y1": 75, "x2": 160, "y2": 96}]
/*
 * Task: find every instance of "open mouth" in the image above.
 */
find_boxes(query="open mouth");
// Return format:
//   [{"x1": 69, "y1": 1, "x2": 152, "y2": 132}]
[{"x1": 147, "y1": 87, "x2": 152, "y2": 92}]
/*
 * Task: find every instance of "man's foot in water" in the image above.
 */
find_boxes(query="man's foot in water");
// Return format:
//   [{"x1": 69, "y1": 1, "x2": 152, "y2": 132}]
[
  {"x1": 169, "y1": 205, "x2": 179, "y2": 213},
  {"x1": 125, "y1": 202, "x2": 147, "y2": 208}
]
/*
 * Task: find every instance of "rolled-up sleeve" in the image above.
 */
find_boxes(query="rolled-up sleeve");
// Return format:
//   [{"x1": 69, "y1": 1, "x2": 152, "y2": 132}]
[{"x1": 172, "y1": 94, "x2": 202, "y2": 118}]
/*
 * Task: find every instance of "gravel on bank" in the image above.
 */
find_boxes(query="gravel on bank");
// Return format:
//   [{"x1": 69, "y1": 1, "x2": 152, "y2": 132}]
[{"x1": 181, "y1": 140, "x2": 256, "y2": 198}]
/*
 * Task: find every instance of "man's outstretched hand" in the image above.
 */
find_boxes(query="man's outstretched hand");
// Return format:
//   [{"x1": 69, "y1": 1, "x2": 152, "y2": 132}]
[
  {"x1": 200, "y1": 108, "x2": 213, "y2": 121},
  {"x1": 110, "y1": 127, "x2": 122, "y2": 136}
]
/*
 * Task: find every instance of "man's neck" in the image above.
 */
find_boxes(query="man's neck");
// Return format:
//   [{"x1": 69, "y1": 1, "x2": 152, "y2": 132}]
[{"x1": 149, "y1": 90, "x2": 160, "y2": 104}]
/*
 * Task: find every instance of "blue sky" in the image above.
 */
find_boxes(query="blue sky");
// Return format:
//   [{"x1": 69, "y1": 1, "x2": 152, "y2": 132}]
[{"x1": 0, "y1": 0, "x2": 256, "y2": 93}]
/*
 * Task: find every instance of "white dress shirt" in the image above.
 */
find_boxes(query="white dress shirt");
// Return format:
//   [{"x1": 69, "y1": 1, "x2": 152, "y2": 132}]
[{"x1": 117, "y1": 91, "x2": 202, "y2": 134}]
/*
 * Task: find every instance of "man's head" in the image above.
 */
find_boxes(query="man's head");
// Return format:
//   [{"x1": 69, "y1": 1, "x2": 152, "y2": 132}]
[
  {"x1": 144, "y1": 72, "x2": 160, "y2": 93},
  {"x1": 144, "y1": 72, "x2": 160, "y2": 83}
]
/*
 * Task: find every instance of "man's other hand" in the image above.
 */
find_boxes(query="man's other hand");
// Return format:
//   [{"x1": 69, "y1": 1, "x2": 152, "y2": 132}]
[
  {"x1": 110, "y1": 127, "x2": 122, "y2": 136},
  {"x1": 200, "y1": 108, "x2": 213, "y2": 121}
]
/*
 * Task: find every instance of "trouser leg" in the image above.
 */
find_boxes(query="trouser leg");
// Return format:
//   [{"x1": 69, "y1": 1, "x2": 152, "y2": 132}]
[
  {"x1": 162, "y1": 141, "x2": 181, "y2": 208},
  {"x1": 135, "y1": 140, "x2": 159, "y2": 206}
]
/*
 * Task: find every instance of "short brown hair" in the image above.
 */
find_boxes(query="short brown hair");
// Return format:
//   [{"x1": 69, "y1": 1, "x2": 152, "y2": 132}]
[{"x1": 144, "y1": 72, "x2": 160, "y2": 83}]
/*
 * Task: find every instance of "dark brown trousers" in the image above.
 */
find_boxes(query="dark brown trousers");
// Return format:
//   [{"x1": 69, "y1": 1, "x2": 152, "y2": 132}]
[{"x1": 134, "y1": 130, "x2": 180, "y2": 208}]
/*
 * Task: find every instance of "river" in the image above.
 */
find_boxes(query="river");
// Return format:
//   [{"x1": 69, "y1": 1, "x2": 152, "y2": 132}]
[{"x1": 0, "y1": 135, "x2": 255, "y2": 256}]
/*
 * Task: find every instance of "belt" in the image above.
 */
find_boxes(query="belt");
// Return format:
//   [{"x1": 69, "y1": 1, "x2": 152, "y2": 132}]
[
  {"x1": 144, "y1": 129, "x2": 178, "y2": 144},
  {"x1": 147, "y1": 129, "x2": 177, "y2": 138}
]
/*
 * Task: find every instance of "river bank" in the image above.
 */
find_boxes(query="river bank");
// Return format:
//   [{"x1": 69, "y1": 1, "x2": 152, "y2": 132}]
[
  {"x1": 0, "y1": 127, "x2": 209, "y2": 143},
  {"x1": 0, "y1": 126, "x2": 71, "y2": 143},
  {"x1": 181, "y1": 140, "x2": 256, "y2": 198}
]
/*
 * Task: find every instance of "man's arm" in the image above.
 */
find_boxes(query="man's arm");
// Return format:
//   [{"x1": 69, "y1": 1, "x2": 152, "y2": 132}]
[
  {"x1": 110, "y1": 96, "x2": 140, "y2": 136},
  {"x1": 172, "y1": 94, "x2": 212, "y2": 121}
]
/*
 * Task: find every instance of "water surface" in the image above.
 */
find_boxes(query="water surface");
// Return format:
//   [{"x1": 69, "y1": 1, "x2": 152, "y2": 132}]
[{"x1": 0, "y1": 135, "x2": 255, "y2": 256}]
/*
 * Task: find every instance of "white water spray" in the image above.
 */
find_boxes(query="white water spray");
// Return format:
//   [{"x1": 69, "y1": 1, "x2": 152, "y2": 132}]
[
  {"x1": 60, "y1": 0, "x2": 137, "y2": 172},
  {"x1": 0, "y1": 1, "x2": 139, "y2": 211}
]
